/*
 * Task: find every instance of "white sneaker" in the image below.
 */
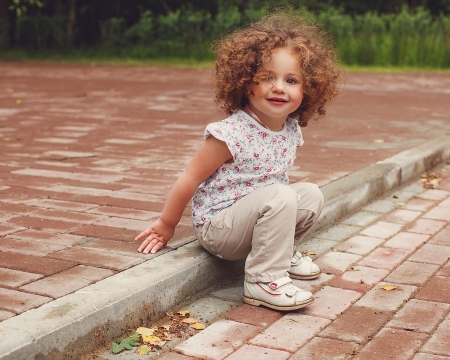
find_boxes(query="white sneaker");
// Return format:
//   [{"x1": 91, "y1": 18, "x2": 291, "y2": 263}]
[
  {"x1": 288, "y1": 250, "x2": 321, "y2": 280},
  {"x1": 243, "y1": 276, "x2": 314, "y2": 311}
]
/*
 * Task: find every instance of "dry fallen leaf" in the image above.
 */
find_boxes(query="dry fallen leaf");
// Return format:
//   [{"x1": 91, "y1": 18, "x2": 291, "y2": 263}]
[
  {"x1": 135, "y1": 327, "x2": 156, "y2": 336},
  {"x1": 373, "y1": 139, "x2": 384, "y2": 143},
  {"x1": 181, "y1": 318, "x2": 199, "y2": 324},
  {"x1": 302, "y1": 250, "x2": 317, "y2": 256},
  {"x1": 379, "y1": 285, "x2": 397, "y2": 291},
  {"x1": 394, "y1": 201, "x2": 406, "y2": 206},
  {"x1": 142, "y1": 335, "x2": 162, "y2": 343},
  {"x1": 190, "y1": 323, "x2": 206, "y2": 330},
  {"x1": 136, "y1": 345, "x2": 152, "y2": 355}
]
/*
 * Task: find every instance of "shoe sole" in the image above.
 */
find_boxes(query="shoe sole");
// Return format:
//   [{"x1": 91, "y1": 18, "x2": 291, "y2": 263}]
[
  {"x1": 242, "y1": 295, "x2": 315, "y2": 311},
  {"x1": 288, "y1": 270, "x2": 321, "y2": 280}
]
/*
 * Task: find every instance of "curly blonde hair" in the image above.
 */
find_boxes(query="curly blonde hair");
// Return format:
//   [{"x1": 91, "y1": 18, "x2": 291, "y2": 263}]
[{"x1": 212, "y1": 12, "x2": 343, "y2": 127}]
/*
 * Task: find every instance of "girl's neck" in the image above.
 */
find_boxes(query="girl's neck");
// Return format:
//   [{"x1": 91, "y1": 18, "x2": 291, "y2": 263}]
[
  {"x1": 244, "y1": 104, "x2": 285, "y2": 132},
  {"x1": 244, "y1": 104, "x2": 268, "y2": 129}
]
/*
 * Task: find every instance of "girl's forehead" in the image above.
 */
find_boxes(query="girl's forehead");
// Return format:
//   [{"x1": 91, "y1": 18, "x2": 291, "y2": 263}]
[{"x1": 261, "y1": 48, "x2": 301, "y2": 68}]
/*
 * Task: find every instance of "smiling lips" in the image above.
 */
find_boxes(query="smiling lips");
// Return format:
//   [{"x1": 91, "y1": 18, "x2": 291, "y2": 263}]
[{"x1": 267, "y1": 97, "x2": 288, "y2": 104}]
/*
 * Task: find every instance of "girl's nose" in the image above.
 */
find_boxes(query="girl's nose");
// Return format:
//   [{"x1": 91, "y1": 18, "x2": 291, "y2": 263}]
[{"x1": 271, "y1": 78, "x2": 285, "y2": 92}]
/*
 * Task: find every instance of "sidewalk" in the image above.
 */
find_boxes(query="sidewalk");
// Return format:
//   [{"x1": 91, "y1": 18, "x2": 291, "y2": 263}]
[
  {"x1": 0, "y1": 63, "x2": 450, "y2": 359},
  {"x1": 95, "y1": 165, "x2": 450, "y2": 360}
]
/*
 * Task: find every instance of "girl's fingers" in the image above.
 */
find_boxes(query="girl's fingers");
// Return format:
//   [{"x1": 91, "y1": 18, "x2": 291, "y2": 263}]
[{"x1": 138, "y1": 234, "x2": 165, "y2": 254}]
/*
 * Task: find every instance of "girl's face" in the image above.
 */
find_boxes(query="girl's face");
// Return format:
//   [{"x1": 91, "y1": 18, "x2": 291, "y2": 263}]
[{"x1": 248, "y1": 47, "x2": 303, "y2": 130}]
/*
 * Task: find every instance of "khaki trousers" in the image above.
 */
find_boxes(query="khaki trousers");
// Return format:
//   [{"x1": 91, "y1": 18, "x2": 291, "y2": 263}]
[{"x1": 194, "y1": 182, "x2": 324, "y2": 283}]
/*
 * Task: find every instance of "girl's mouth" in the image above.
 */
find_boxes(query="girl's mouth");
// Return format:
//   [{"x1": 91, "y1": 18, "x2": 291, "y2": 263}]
[{"x1": 267, "y1": 98, "x2": 287, "y2": 104}]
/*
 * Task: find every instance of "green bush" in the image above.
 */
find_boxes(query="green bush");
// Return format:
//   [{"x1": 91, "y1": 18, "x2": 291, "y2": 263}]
[{"x1": 3, "y1": 5, "x2": 450, "y2": 68}]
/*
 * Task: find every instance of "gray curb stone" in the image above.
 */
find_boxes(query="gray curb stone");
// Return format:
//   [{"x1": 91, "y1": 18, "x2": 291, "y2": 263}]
[{"x1": 1, "y1": 134, "x2": 449, "y2": 360}]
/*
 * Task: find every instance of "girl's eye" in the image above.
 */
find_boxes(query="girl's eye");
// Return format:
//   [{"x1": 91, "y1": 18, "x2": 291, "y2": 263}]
[{"x1": 286, "y1": 78, "x2": 297, "y2": 84}]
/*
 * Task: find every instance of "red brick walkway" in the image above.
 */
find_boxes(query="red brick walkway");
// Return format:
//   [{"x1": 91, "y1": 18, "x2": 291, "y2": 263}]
[
  {"x1": 133, "y1": 171, "x2": 450, "y2": 360},
  {"x1": 0, "y1": 63, "x2": 449, "y2": 321}
]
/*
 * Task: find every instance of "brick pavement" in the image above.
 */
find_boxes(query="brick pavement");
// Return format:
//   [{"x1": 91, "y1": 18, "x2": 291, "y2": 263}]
[
  {"x1": 0, "y1": 63, "x2": 450, "y2": 358},
  {"x1": 94, "y1": 168, "x2": 450, "y2": 360}
]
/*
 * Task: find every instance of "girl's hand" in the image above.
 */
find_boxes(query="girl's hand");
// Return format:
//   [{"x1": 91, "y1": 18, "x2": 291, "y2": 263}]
[{"x1": 135, "y1": 219, "x2": 175, "y2": 254}]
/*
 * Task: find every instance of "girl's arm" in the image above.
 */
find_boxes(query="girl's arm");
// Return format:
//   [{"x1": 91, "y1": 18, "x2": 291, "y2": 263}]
[{"x1": 135, "y1": 136, "x2": 232, "y2": 254}]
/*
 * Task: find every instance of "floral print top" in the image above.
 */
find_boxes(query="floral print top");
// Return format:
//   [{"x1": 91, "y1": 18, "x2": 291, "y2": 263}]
[{"x1": 191, "y1": 110, "x2": 304, "y2": 226}]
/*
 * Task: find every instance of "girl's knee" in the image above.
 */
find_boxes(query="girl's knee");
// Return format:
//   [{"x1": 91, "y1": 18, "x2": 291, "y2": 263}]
[
  {"x1": 293, "y1": 182, "x2": 324, "y2": 214},
  {"x1": 266, "y1": 184, "x2": 298, "y2": 209}
]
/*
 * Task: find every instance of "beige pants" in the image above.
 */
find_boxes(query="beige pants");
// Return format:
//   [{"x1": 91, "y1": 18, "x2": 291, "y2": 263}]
[{"x1": 194, "y1": 182, "x2": 324, "y2": 283}]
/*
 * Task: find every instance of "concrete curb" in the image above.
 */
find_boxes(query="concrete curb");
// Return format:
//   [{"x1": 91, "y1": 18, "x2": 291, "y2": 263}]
[{"x1": 1, "y1": 134, "x2": 449, "y2": 360}]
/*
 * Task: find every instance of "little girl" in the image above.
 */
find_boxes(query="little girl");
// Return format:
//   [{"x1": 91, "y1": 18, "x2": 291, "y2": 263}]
[{"x1": 136, "y1": 12, "x2": 342, "y2": 311}]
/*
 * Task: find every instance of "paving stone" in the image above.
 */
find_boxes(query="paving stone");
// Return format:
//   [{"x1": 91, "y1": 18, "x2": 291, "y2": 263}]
[
  {"x1": 314, "y1": 224, "x2": 362, "y2": 242},
  {"x1": 334, "y1": 235, "x2": 385, "y2": 255},
  {"x1": 183, "y1": 296, "x2": 240, "y2": 326},
  {"x1": 423, "y1": 206, "x2": 450, "y2": 221},
  {"x1": 225, "y1": 344, "x2": 290, "y2": 360},
  {"x1": 339, "y1": 266, "x2": 390, "y2": 287},
  {"x1": 96, "y1": 217, "x2": 151, "y2": 231},
  {"x1": 314, "y1": 251, "x2": 361, "y2": 274},
  {"x1": 291, "y1": 337, "x2": 359, "y2": 360},
  {"x1": 384, "y1": 209, "x2": 422, "y2": 224},
  {"x1": 71, "y1": 224, "x2": 138, "y2": 242},
  {"x1": 385, "y1": 261, "x2": 439, "y2": 286},
  {"x1": 0, "y1": 237, "x2": 68, "y2": 256},
  {"x1": 249, "y1": 314, "x2": 330, "y2": 352},
  {"x1": 363, "y1": 200, "x2": 398, "y2": 214},
  {"x1": 319, "y1": 306, "x2": 393, "y2": 344},
  {"x1": 420, "y1": 319, "x2": 450, "y2": 356},
  {"x1": 355, "y1": 282, "x2": 417, "y2": 311},
  {"x1": 6, "y1": 229, "x2": 87, "y2": 247},
  {"x1": 360, "y1": 221, "x2": 404, "y2": 239},
  {"x1": 415, "y1": 276, "x2": 450, "y2": 303},
  {"x1": 295, "y1": 238, "x2": 337, "y2": 257},
  {"x1": 86, "y1": 205, "x2": 159, "y2": 220},
  {"x1": 398, "y1": 182, "x2": 425, "y2": 195},
  {"x1": 0, "y1": 310, "x2": 15, "y2": 321},
  {"x1": 403, "y1": 198, "x2": 436, "y2": 212},
  {"x1": 25, "y1": 198, "x2": 99, "y2": 211},
  {"x1": 0, "y1": 224, "x2": 26, "y2": 236},
  {"x1": 383, "y1": 232, "x2": 429, "y2": 251},
  {"x1": 226, "y1": 304, "x2": 283, "y2": 327},
  {"x1": 34, "y1": 209, "x2": 108, "y2": 225},
  {"x1": 209, "y1": 282, "x2": 244, "y2": 302},
  {"x1": 352, "y1": 328, "x2": 428, "y2": 360},
  {"x1": 47, "y1": 247, "x2": 144, "y2": 271},
  {"x1": 390, "y1": 190, "x2": 418, "y2": 202},
  {"x1": 0, "y1": 287, "x2": 52, "y2": 313},
  {"x1": 408, "y1": 244, "x2": 450, "y2": 265},
  {"x1": 7, "y1": 215, "x2": 81, "y2": 232},
  {"x1": 386, "y1": 299, "x2": 450, "y2": 333},
  {"x1": 341, "y1": 211, "x2": 381, "y2": 227},
  {"x1": 292, "y1": 272, "x2": 335, "y2": 293},
  {"x1": 0, "y1": 268, "x2": 42, "y2": 287},
  {"x1": 174, "y1": 320, "x2": 259, "y2": 359},
  {"x1": 302, "y1": 286, "x2": 361, "y2": 319},
  {"x1": 80, "y1": 236, "x2": 156, "y2": 256},
  {"x1": 407, "y1": 218, "x2": 447, "y2": 235},
  {"x1": 154, "y1": 353, "x2": 194, "y2": 360},
  {"x1": 413, "y1": 353, "x2": 450, "y2": 360},
  {"x1": 438, "y1": 261, "x2": 450, "y2": 277},
  {"x1": 416, "y1": 189, "x2": 450, "y2": 201},
  {"x1": 430, "y1": 228, "x2": 450, "y2": 246},
  {"x1": 19, "y1": 265, "x2": 115, "y2": 298},
  {"x1": 358, "y1": 247, "x2": 411, "y2": 270},
  {"x1": 0, "y1": 251, "x2": 76, "y2": 275},
  {"x1": 439, "y1": 196, "x2": 450, "y2": 207}
]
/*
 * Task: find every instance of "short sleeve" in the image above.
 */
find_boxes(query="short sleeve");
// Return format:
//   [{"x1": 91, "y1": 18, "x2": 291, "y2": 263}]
[{"x1": 204, "y1": 122, "x2": 239, "y2": 158}]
